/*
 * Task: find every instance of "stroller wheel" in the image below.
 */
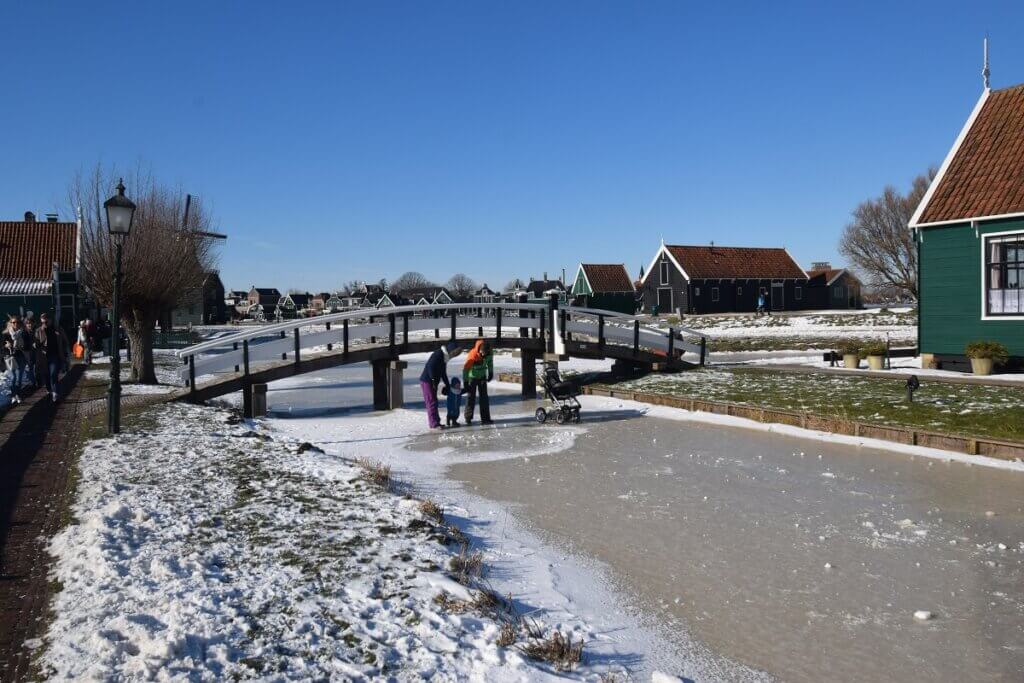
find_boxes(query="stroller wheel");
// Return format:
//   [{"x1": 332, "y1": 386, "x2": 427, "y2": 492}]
[
  {"x1": 535, "y1": 407, "x2": 548, "y2": 424},
  {"x1": 555, "y1": 410, "x2": 567, "y2": 425},
  {"x1": 573, "y1": 413, "x2": 581, "y2": 424}
]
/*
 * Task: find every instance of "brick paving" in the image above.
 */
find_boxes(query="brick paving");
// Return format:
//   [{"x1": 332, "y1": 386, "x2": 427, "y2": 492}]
[{"x1": 0, "y1": 367, "x2": 85, "y2": 682}]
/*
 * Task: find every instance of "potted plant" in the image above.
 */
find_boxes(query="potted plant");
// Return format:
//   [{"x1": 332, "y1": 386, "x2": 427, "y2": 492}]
[
  {"x1": 837, "y1": 341, "x2": 861, "y2": 369},
  {"x1": 965, "y1": 341, "x2": 1009, "y2": 376},
  {"x1": 862, "y1": 341, "x2": 887, "y2": 371}
]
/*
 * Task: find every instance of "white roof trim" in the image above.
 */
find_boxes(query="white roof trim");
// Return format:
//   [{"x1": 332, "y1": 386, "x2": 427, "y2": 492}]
[
  {"x1": 909, "y1": 88, "x2": 991, "y2": 228},
  {"x1": 911, "y1": 208, "x2": 1024, "y2": 229},
  {"x1": 639, "y1": 244, "x2": 690, "y2": 286},
  {"x1": 573, "y1": 264, "x2": 591, "y2": 292}
]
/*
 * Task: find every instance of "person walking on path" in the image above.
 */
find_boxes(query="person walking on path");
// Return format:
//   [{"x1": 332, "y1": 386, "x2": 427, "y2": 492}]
[
  {"x1": 76, "y1": 320, "x2": 94, "y2": 365},
  {"x1": 462, "y1": 339, "x2": 493, "y2": 426},
  {"x1": 419, "y1": 341, "x2": 460, "y2": 430},
  {"x1": 35, "y1": 314, "x2": 68, "y2": 402},
  {"x1": 22, "y1": 318, "x2": 37, "y2": 388},
  {"x1": 3, "y1": 316, "x2": 30, "y2": 404}
]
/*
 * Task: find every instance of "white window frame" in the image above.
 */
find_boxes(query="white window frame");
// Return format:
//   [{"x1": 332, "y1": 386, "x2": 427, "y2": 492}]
[
  {"x1": 659, "y1": 260, "x2": 670, "y2": 285},
  {"x1": 737, "y1": 285, "x2": 742, "y2": 296},
  {"x1": 711, "y1": 287, "x2": 719, "y2": 302},
  {"x1": 695, "y1": 286, "x2": 701, "y2": 296},
  {"x1": 794, "y1": 286, "x2": 802, "y2": 301},
  {"x1": 981, "y1": 228, "x2": 1024, "y2": 320},
  {"x1": 656, "y1": 286, "x2": 673, "y2": 312}
]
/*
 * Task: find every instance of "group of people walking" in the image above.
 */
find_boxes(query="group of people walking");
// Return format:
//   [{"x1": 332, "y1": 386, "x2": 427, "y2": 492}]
[
  {"x1": 2, "y1": 313, "x2": 73, "y2": 403},
  {"x1": 419, "y1": 339, "x2": 494, "y2": 430}
]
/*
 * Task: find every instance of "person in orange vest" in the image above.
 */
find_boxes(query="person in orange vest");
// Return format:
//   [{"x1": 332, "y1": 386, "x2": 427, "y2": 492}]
[{"x1": 462, "y1": 339, "x2": 493, "y2": 425}]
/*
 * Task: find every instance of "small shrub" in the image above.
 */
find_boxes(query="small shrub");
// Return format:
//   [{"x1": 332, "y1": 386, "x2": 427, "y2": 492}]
[
  {"x1": 449, "y1": 547, "x2": 485, "y2": 583},
  {"x1": 496, "y1": 622, "x2": 517, "y2": 647},
  {"x1": 965, "y1": 341, "x2": 1009, "y2": 363},
  {"x1": 354, "y1": 458, "x2": 391, "y2": 490},
  {"x1": 836, "y1": 340, "x2": 861, "y2": 356},
  {"x1": 665, "y1": 315, "x2": 681, "y2": 326},
  {"x1": 861, "y1": 341, "x2": 887, "y2": 357},
  {"x1": 418, "y1": 498, "x2": 444, "y2": 523},
  {"x1": 518, "y1": 629, "x2": 584, "y2": 671}
]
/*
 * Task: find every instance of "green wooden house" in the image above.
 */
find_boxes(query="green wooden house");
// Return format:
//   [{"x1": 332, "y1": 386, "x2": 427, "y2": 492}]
[
  {"x1": 910, "y1": 82, "x2": 1024, "y2": 367},
  {"x1": 570, "y1": 263, "x2": 636, "y2": 314}
]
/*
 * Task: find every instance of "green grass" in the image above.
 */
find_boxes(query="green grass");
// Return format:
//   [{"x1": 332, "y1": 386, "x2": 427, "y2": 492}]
[{"x1": 617, "y1": 367, "x2": 1024, "y2": 441}]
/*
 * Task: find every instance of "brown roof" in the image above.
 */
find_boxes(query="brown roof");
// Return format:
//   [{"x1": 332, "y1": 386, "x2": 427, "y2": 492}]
[
  {"x1": 805, "y1": 268, "x2": 853, "y2": 285},
  {"x1": 580, "y1": 264, "x2": 634, "y2": 292},
  {"x1": 917, "y1": 84, "x2": 1024, "y2": 224},
  {"x1": 0, "y1": 221, "x2": 78, "y2": 280},
  {"x1": 665, "y1": 245, "x2": 806, "y2": 280}
]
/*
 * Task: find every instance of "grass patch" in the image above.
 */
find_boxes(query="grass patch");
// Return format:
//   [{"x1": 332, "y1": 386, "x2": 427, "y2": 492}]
[
  {"x1": 418, "y1": 498, "x2": 444, "y2": 523},
  {"x1": 516, "y1": 621, "x2": 584, "y2": 671},
  {"x1": 449, "y1": 547, "x2": 485, "y2": 584},
  {"x1": 619, "y1": 367, "x2": 1024, "y2": 441},
  {"x1": 354, "y1": 458, "x2": 392, "y2": 490}
]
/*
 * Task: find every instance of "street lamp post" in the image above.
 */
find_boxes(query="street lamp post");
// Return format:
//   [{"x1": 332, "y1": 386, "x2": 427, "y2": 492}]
[{"x1": 104, "y1": 179, "x2": 136, "y2": 434}]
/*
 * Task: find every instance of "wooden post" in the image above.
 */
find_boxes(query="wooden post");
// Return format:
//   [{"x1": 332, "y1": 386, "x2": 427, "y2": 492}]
[
  {"x1": 188, "y1": 355, "x2": 196, "y2": 401},
  {"x1": 326, "y1": 321, "x2": 332, "y2": 351},
  {"x1": 293, "y1": 328, "x2": 300, "y2": 365},
  {"x1": 633, "y1": 320, "x2": 640, "y2": 357},
  {"x1": 699, "y1": 336, "x2": 707, "y2": 366},
  {"x1": 518, "y1": 294, "x2": 528, "y2": 338},
  {"x1": 402, "y1": 312, "x2": 409, "y2": 349},
  {"x1": 281, "y1": 330, "x2": 287, "y2": 360},
  {"x1": 369, "y1": 314, "x2": 376, "y2": 344},
  {"x1": 451, "y1": 312, "x2": 457, "y2": 340},
  {"x1": 371, "y1": 358, "x2": 389, "y2": 410},
  {"x1": 389, "y1": 313, "x2": 396, "y2": 354},
  {"x1": 252, "y1": 383, "x2": 268, "y2": 417},
  {"x1": 496, "y1": 307, "x2": 502, "y2": 340},
  {"x1": 598, "y1": 314, "x2": 605, "y2": 353},
  {"x1": 233, "y1": 342, "x2": 239, "y2": 372},
  {"x1": 521, "y1": 350, "x2": 538, "y2": 400},
  {"x1": 667, "y1": 327, "x2": 675, "y2": 365},
  {"x1": 547, "y1": 293, "x2": 558, "y2": 354},
  {"x1": 343, "y1": 319, "x2": 349, "y2": 357},
  {"x1": 242, "y1": 340, "x2": 253, "y2": 418},
  {"x1": 388, "y1": 360, "x2": 408, "y2": 409}
]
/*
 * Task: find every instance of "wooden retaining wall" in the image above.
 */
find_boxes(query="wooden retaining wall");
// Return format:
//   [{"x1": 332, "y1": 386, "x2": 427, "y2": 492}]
[{"x1": 496, "y1": 372, "x2": 1024, "y2": 461}]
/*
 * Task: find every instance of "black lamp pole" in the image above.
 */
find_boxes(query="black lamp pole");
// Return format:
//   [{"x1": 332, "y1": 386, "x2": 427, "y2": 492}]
[{"x1": 104, "y1": 179, "x2": 135, "y2": 435}]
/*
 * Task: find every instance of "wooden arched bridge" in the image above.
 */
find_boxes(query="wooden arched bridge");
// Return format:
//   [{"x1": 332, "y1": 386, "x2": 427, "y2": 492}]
[{"x1": 176, "y1": 298, "x2": 706, "y2": 417}]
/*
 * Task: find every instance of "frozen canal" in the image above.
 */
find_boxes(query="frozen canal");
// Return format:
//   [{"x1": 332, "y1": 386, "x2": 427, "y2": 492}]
[{"x1": 262, "y1": 360, "x2": 1024, "y2": 681}]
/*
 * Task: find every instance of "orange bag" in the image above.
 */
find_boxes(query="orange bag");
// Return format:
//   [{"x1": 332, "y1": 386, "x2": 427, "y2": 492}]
[{"x1": 73, "y1": 342, "x2": 84, "y2": 359}]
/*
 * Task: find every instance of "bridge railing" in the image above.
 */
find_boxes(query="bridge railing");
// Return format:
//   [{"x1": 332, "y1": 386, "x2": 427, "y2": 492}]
[
  {"x1": 177, "y1": 303, "x2": 549, "y2": 384},
  {"x1": 560, "y1": 306, "x2": 707, "y2": 361}
]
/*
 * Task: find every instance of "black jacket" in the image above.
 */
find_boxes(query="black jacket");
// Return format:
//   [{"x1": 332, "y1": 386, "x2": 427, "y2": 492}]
[{"x1": 419, "y1": 347, "x2": 450, "y2": 387}]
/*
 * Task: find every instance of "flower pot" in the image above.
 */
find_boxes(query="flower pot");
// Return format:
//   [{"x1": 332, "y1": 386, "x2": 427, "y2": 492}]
[
  {"x1": 843, "y1": 354, "x2": 860, "y2": 369},
  {"x1": 867, "y1": 355, "x2": 885, "y2": 371},
  {"x1": 970, "y1": 357, "x2": 994, "y2": 376}
]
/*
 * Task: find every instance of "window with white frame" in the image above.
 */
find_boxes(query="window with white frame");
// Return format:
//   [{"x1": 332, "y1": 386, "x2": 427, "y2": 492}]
[
  {"x1": 986, "y1": 232, "x2": 1024, "y2": 315},
  {"x1": 711, "y1": 287, "x2": 719, "y2": 302},
  {"x1": 660, "y1": 259, "x2": 669, "y2": 285},
  {"x1": 737, "y1": 285, "x2": 742, "y2": 296},
  {"x1": 794, "y1": 286, "x2": 802, "y2": 301}
]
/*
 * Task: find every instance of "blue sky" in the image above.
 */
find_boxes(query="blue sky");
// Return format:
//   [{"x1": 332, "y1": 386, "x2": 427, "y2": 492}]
[{"x1": 3, "y1": 1, "x2": 1023, "y2": 292}]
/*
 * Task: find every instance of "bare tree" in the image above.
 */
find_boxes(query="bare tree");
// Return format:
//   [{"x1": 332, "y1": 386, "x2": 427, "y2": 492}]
[
  {"x1": 71, "y1": 165, "x2": 217, "y2": 384},
  {"x1": 390, "y1": 271, "x2": 435, "y2": 293},
  {"x1": 505, "y1": 278, "x2": 525, "y2": 293},
  {"x1": 341, "y1": 280, "x2": 363, "y2": 295},
  {"x1": 445, "y1": 273, "x2": 477, "y2": 299},
  {"x1": 839, "y1": 169, "x2": 935, "y2": 301}
]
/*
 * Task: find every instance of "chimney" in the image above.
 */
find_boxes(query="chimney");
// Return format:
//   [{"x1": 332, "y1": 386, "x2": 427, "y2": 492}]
[
  {"x1": 24, "y1": 211, "x2": 35, "y2": 223},
  {"x1": 45, "y1": 213, "x2": 59, "y2": 223},
  {"x1": 812, "y1": 261, "x2": 832, "y2": 271}
]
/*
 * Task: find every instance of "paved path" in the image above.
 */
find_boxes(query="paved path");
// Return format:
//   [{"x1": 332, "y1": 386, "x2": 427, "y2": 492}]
[{"x1": 0, "y1": 368, "x2": 85, "y2": 682}]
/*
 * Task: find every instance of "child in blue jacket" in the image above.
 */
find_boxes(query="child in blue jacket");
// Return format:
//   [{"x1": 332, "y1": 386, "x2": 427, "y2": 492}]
[{"x1": 446, "y1": 377, "x2": 464, "y2": 427}]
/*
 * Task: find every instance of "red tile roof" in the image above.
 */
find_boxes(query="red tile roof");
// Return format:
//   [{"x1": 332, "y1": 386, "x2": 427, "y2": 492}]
[
  {"x1": 665, "y1": 245, "x2": 806, "y2": 280},
  {"x1": 916, "y1": 84, "x2": 1024, "y2": 224},
  {"x1": 0, "y1": 221, "x2": 78, "y2": 280},
  {"x1": 805, "y1": 268, "x2": 854, "y2": 285},
  {"x1": 580, "y1": 264, "x2": 634, "y2": 292}
]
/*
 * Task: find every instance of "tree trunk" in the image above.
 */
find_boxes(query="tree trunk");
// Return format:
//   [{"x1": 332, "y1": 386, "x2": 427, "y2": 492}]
[{"x1": 124, "y1": 315, "x2": 158, "y2": 384}]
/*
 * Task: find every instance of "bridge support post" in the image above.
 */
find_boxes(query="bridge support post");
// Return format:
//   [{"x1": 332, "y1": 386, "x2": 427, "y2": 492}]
[
  {"x1": 242, "y1": 340, "x2": 253, "y2": 419},
  {"x1": 520, "y1": 350, "x2": 538, "y2": 400},
  {"x1": 699, "y1": 336, "x2": 707, "y2": 366},
  {"x1": 388, "y1": 360, "x2": 407, "y2": 409},
  {"x1": 371, "y1": 359, "x2": 390, "y2": 410},
  {"x1": 252, "y1": 383, "x2": 268, "y2": 417}
]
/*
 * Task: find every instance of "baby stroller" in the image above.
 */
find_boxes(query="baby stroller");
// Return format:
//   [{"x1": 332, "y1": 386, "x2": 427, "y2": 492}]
[{"x1": 535, "y1": 365, "x2": 582, "y2": 424}]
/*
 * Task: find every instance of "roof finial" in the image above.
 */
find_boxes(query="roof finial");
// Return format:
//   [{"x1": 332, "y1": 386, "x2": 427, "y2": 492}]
[
  {"x1": 660, "y1": 234, "x2": 664, "y2": 247},
  {"x1": 983, "y1": 35, "x2": 991, "y2": 90}
]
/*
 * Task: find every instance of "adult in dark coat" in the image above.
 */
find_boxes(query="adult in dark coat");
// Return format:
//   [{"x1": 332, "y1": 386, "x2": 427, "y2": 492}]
[{"x1": 419, "y1": 342, "x2": 460, "y2": 429}]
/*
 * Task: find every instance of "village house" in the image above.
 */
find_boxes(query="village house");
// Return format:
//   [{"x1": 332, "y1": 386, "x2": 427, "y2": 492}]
[
  {"x1": 246, "y1": 286, "x2": 281, "y2": 321},
  {"x1": 638, "y1": 243, "x2": 809, "y2": 315},
  {"x1": 524, "y1": 275, "x2": 566, "y2": 304},
  {"x1": 0, "y1": 212, "x2": 82, "y2": 336},
  {"x1": 804, "y1": 262, "x2": 863, "y2": 310},
  {"x1": 169, "y1": 271, "x2": 227, "y2": 327},
  {"x1": 909, "y1": 79, "x2": 1024, "y2": 367},
  {"x1": 570, "y1": 263, "x2": 636, "y2": 314}
]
